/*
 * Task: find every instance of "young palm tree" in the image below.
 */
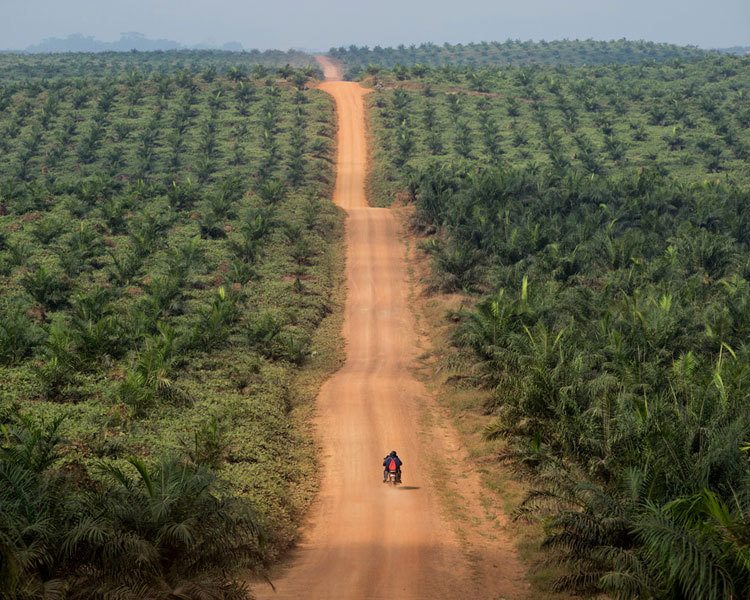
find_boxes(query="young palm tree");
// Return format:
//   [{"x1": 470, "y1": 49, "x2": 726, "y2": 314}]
[
  {"x1": 631, "y1": 490, "x2": 750, "y2": 600},
  {"x1": 21, "y1": 265, "x2": 70, "y2": 312},
  {"x1": 0, "y1": 417, "x2": 67, "y2": 599},
  {"x1": 0, "y1": 309, "x2": 43, "y2": 364},
  {"x1": 64, "y1": 455, "x2": 264, "y2": 598}
]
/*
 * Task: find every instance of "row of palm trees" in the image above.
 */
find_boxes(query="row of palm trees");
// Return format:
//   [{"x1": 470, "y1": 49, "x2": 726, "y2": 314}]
[
  {"x1": 0, "y1": 58, "x2": 342, "y2": 595},
  {"x1": 0, "y1": 50, "x2": 318, "y2": 81},
  {"x1": 331, "y1": 39, "x2": 710, "y2": 78},
  {"x1": 369, "y1": 55, "x2": 749, "y2": 209},
  {"x1": 410, "y1": 161, "x2": 750, "y2": 598},
  {"x1": 1, "y1": 416, "x2": 264, "y2": 598},
  {"x1": 1, "y1": 69, "x2": 319, "y2": 187}
]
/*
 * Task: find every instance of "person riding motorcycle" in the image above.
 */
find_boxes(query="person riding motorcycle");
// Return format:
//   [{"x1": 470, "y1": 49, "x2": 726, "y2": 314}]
[{"x1": 383, "y1": 450, "x2": 402, "y2": 483}]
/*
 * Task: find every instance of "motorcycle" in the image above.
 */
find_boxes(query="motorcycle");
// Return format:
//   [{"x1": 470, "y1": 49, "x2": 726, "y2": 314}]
[{"x1": 386, "y1": 470, "x2": 401, "y2": 486}]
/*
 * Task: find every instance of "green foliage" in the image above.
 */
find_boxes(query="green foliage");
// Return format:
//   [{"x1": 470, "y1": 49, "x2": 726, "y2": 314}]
[
  {"x1": 331, "y1": 39, "x2": 711, "y2": 78},
  {"x1": 190, "y1": 286, "x2": 240, "y2": 351},
  {"x1": 0, "y1": 308, "x2": 43, "y2": 364},
  {"x1": 257, "y1": 179, "x2": 287, "y2": 204},
  {"x1": 422, "y1": 238, "x2": 484, "y2": 292},
  {"x1": 120, "y1": 324, "x2": 180, "y2": 414},
  {"x1": 0, "y1": 416, "x2": 66, "y2": 598},
  {"x1": 0, "y1": 49, "x2": 319, "y2": 80},
  {"x1": 0, "y1": 53, "x2": 341, "y2": 590},
  {"x1": 68, "y1": 455, "x2": 263, "y2": 597},
  {"x1": 20, "y1": 264, "x2": 70, "y2": 311},
  {"x1": 0, "y1": 417, "x2": 263, "y2": 599},
  {"x1": 632, "y1": 491, "x2": 750, "y2": 600},
  {"x1": 183, "y1": 415, "x2": 230, "y2": 469},
  {"x1": 367, "y1": 55, "x2": 750, "y2": 206},
  {"x1": 67, "y1": 288, "x2": 128, "y2": 362},
  {"x1": 36, "y1": 319, "x2": 85, "y2": 399},
  {"x1": 227, "y1": 206, "x2": 276, "y2": 264},
  {"x1": 246, "y1": 311, "x2": 311, "y2": 366},
  {"x1": 372, "y1": 54, "x2": 750, "y2": 598}
]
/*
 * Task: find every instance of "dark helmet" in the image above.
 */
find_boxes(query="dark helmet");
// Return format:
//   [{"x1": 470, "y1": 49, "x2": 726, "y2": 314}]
[{"x1": 389, "y1": 450, "x2": 397, "y2": 457}]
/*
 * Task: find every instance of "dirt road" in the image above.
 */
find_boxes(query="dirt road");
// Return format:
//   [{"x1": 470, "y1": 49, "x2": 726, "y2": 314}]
[{"x1": 253, "y1": 56, "x2": 526, "y2": 600}]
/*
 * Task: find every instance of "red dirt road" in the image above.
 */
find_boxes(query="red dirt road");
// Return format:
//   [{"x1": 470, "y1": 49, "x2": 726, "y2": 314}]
[{"x1": 253, "y1": 56, "x2": 527, "y2": 600}]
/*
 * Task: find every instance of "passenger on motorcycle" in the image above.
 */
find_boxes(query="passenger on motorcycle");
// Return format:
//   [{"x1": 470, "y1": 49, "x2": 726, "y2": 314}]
[{"x1": 383, "y1": 450, "x2": 402, "y2": 483}]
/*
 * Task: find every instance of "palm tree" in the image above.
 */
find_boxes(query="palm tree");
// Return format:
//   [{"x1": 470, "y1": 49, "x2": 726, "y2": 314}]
[
  {"x1": 119, "y1": 323, "x2": 179, "y2": 414},
  {"x1": 63, "y1": 455, "x2": 264, "y2": 598},
  {"x1": 20, "y1": 265, "x2": 70, "y2": 312},
  {"x1": 190, "y1": 287, "x2": 240, "y2": 351},
  {"x1": 0, "y1": 309, "x2": 42, "y2": 364},
  {"x1": 0, "y1": 416, "x2": 67, "y2": 599},
  {"x1": 1, "y1": 417, "x2": 265, "y2": 600},
  {"x1": 257, "y1": 179, "x2": 286, "y2": 204},
  {"x1": 631, "y1": 490, "x2": 750, "y2": 600}
]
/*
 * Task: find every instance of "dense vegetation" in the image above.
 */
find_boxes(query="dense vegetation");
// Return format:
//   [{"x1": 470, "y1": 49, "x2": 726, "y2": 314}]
[
  {"x1": 0, "y1": 54, "x2": 341, "y2": 597},
  {"x1": 367, "y1": 55, "x2": 750, "y2": 206},
  {"x1": 366, "y1": 54, "x2": 750, "y2": 599},
  {"x1": 717, "y1": 46, "x2": 750, "y2": 56},
  {"x1": 330, "y1": 39, "x2": 711, "y2": 78},
  {"x1": 0, "y1": 49, "x2": 318, "y2": 80}
]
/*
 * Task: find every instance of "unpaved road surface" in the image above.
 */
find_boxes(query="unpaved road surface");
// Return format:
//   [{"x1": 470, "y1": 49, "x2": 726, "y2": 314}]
[{"x1": 253, "y1": 56, "x2": 526, "y2": 600}]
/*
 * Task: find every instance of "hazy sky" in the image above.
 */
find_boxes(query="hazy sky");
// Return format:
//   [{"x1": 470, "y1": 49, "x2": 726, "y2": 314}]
[{"x1": 2, "y1": 0, "x2": 748, "y2": 50}]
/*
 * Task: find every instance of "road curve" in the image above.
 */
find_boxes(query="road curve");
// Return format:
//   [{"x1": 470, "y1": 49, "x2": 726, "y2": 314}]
[{"x1": 253, "y1": 56, "x2": 526, "y2": 600}]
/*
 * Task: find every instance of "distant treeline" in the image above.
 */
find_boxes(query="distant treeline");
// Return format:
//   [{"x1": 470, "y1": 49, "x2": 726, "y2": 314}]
[
  {"x1": 716, "y1": 46, "x2": 750, "y2": 55},
  {"x1": 19, "y1": 32, "x2": 247, "y2": 54},
  {"x1": 329, "y1": 39, "x2": 711, "y2": 77},
  {"x1": 0, "y1": 49, "x2": 318, "y2": 80}
]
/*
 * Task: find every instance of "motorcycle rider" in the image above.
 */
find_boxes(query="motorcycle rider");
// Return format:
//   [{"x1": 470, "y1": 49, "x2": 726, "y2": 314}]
[{"x1": 383, "y1": 450, "x2": 402, "y2": 483}]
